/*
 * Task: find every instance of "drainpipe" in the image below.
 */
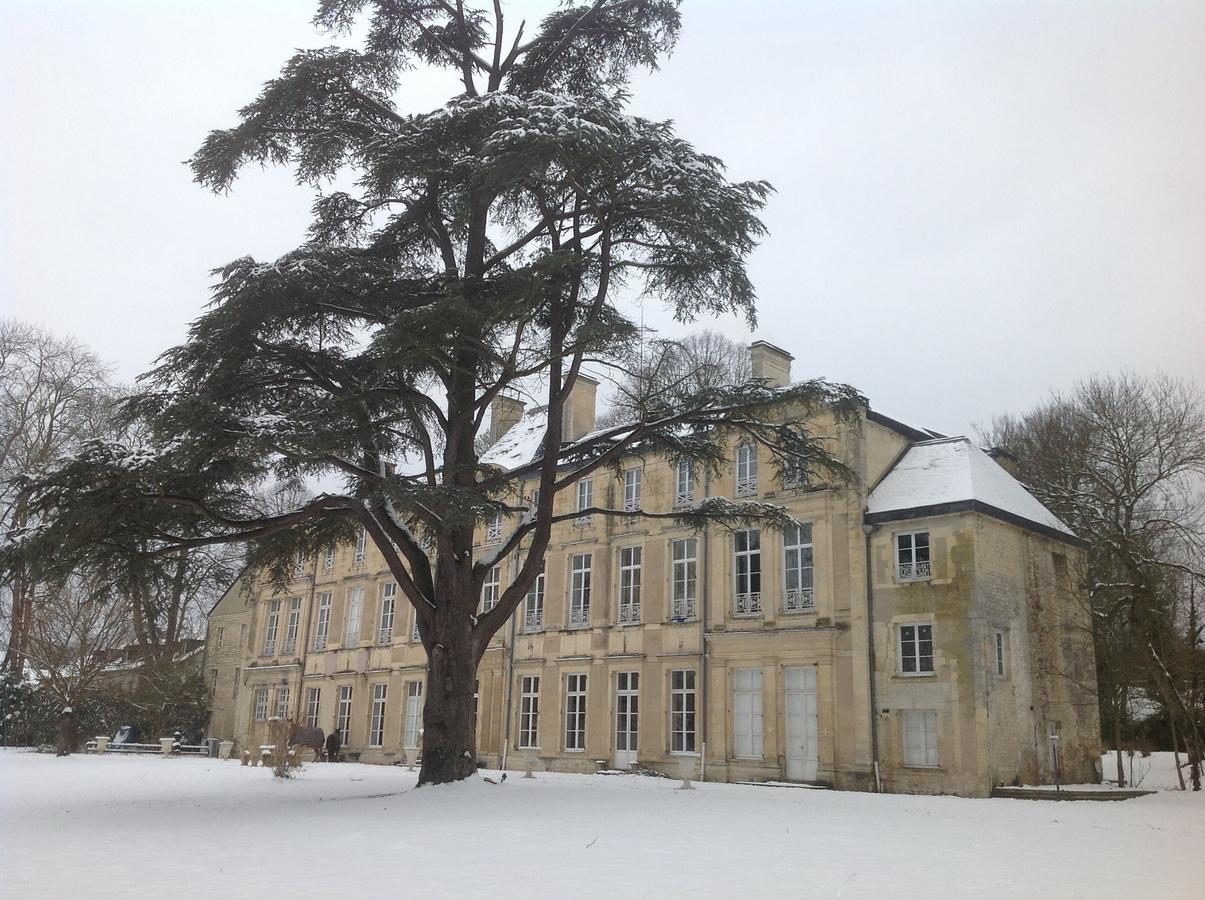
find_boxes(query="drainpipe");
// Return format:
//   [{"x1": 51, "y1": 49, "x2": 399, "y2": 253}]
[
  {"x1": 294, "y1": 563, "x2": 319, "y2": 723},
  {"x1": 863, "y1": 523, "x2": 882, "y2": 791},
  {"x1": 502, "y1": 596, "x2": 517, "y2": 770},
  {"x1": 699, "y1": 466, "x2": 711, "y2": 783}
]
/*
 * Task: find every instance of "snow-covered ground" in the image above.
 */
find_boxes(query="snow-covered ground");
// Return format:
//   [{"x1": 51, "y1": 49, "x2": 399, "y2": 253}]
[{"x1": 1, "y1": 750, "x2": 1199, "y2": 899}]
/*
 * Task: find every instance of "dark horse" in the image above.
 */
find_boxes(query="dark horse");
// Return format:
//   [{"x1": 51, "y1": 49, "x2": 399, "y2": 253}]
[{"x1": 287, "y1": 721, "x2": 325, "y2": 762}]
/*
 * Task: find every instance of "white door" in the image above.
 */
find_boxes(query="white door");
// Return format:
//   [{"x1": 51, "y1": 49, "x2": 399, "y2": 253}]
[
  {"x1": 784, "y1": 666, "x2": 819, "y2": 781},
  {"x1": 613, "y1": 672, "x2": 639, "y2": 768}
]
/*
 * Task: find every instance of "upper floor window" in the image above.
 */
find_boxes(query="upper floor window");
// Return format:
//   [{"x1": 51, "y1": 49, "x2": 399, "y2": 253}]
[
  {"x1": 216, "y1": 626, "x2": 224, "y2": 650},
  {"x1": 354, "y1": 528, "x2": 368, "y2": 566},
  {"x1": 569, "y1": 553, "x2": 592, "y2": 628},
  {"x1": 378, "y1": 582, "x2": 396, "y2": 644},
  {"x1": 283, "y1": 597, "x2": 302, "y2": 654},
  {"x1": 675, "y1": 458, "x2": 694, "y2": 508},
  {"x1": 345, "y1": 586, "x2": 364, "y2": 646},
  {"x1": 262, "y1": 600, "x2": 280, "y2": 656},
  {"x1": 618, "y1": 546, "x2": 642, "y2": 624},
  {"x1": 994, "y1": 629, "x2": 1007, "y2": 677},
  {"x1": 575, "y1": 479, "x2": 593, "y2": 525},
  {"x1": 671, "y1": 538, "x2": 698, "y2": 621},
  {"x1": 293, "y1": 551, "x2": 307, "y2": 578},
  {"x1": 783, "y1": 523, "x2": 815, "y2": 614},
  {"x1": 485, "y1": 510, "x2": 503, "y2": 545},
  {"x1": 734, "y1": 529, "x2": 762, "y2": 616},
  {"x1": 736, "y1": 443, "x2": 758, "y2": 497},
  {"x1": 623, "y1": 469, "x2": 642, "y2": 512},
  {"x1": 524, "y1": 561, "x2": 546, "y2": 633},
  {"x1": 322, "y1": 546, "x2": 336, "y2": 573},
  {"x1": 481, "y1": 565, "x2": 501, "y2": 613},
  {"x1": 898, "y1": 623, "x2": 934, "y2": 675},
  {"x1": 314, "y1": 592, "x2": 332, "y2": 650},
  {"x1": 897, "y1": 531, "x2": 931, "y2": 581}
]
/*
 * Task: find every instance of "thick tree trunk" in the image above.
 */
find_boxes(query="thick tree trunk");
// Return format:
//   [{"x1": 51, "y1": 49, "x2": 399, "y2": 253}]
[{"x1": 417, "y1": 618, "x2": 482, "y2": 786}]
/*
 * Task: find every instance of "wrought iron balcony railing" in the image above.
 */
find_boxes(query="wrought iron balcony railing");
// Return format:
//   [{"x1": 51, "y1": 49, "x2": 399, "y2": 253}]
[
  {"x1": 618, "y1": 603, "x2": 641, "y2": 625},
  {"x1": 783, "y1": 588, "x2": 815, "y2": 613},
  {"x1": 734, "y1": 591, "x2": 762, "y2": 616},
  {"x1": 898, "y1": 561, "x2": 932, "y2": 581}
]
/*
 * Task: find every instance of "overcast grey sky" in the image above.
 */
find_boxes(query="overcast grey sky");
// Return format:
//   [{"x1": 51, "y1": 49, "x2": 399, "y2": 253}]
[{"x1": 2, "y1": 1, "x2": 1202, "y2": 437}]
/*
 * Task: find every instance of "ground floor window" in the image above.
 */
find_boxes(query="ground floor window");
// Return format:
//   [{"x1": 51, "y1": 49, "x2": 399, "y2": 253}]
[
  {"x1": 252, "y1": 687, "x2": 269, "y2": 722},
  {"x1": 305, "y1": 687, "x2": 321, "y2": 728},
  {"x1": 670, "y1": 669, "x2": 696, "y2": 753},
  {"x1": 519, "y1": 675, "x2": 540, "y2": 749},
  {"x1": 404, "y1": 681, "x2": 423, "y2": 749},
  {"x1": 369, "y1": 683, "x2": 388, "y2": 748},
  {"x1": 336, "y1": 686, "x2": 353, "y2": 745},
  {"x1": 564, "y1": 673, "x2": 587, "y2": 751},
  {"x1": 902, "y1": 709, "x2": 939, "y2": 767},
  {"x1": 274, "y1": 686, "x2": 291, "y2": 720},
  {"x1": 732, "y1": 668, "x2": 763, "y2": 758}
]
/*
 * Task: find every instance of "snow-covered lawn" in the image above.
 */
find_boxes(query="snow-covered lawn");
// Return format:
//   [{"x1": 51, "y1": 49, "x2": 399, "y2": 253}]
[{"x1": 1, "y1": 750, "x2": 1199, "y2": 899}]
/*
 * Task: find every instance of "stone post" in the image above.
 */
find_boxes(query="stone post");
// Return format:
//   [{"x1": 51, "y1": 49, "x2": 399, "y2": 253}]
[
  {"x1": 94, "y1": 736, "x2": 110, "y2": 754},
  {"x1": 159, "y1": 737, "x2": 175, "y2": 756},
  {"x1": 218, "y1": 741, "x2": 234, "y2": 760}
]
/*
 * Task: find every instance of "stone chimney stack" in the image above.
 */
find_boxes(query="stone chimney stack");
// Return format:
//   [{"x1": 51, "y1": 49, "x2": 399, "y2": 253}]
[
  {"x1": 488, "y1": 394, "x2": 526, "y2": 444},
  {"x1": 749, "y1": 340, "x2": 794, "y2": 388},
  {"x1": 561, "y1": 374, "x2": 599, "y2": 442}
]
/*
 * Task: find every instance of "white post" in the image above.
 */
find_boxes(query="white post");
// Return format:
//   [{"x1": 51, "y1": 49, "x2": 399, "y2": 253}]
[
  {"x1": 678, "y1": 756, "x2": 695, "y2": 790},
  {"x1": 94, "y1": 736, "x2": 110, "y2": 754},
  {"x1": 500, "y1": 738, "x2": 508, "y2": 774},
  {"x1": 218, "y1": 741, "x2": 234, "y2": 760},
  {"x1": 159, "y1": 737, "x2": 175, "y2": 756}
]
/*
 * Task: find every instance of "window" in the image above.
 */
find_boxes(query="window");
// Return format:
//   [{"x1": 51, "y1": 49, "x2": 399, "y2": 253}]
[
  {"x1": 734, "y1": 529, "x2": 762, "y2": 616},
  {"x1": 354, "y1": 527, "x2": 367, "y2": 565},
  {"x1": 898, "y1": 623, "x2": 935, "y2": 675},
  {"x1": 336, "y1": 686, "x2": 353, "y2": 745},
  {"x1": 671, "y1": 539, "x2": 698, "y2": 620},
  {"x1": 403, "y1": 681, "x2": 423, "y2": 749},
  {"x1": 618, "y1": 546, "x2": 642, "y2": 624},
  {"x1": 576, "y1": 479, "x2": 593, "y2": 524},
  {"x1": 253, "y1": 687, "x2": 269, "y2": 722},
  {"x1": 732, "y1": 668, "x2": 764, "y2": 758},
  {"x1": 481, "y1": 566, "x2": 501, "y2": 613},
  {"x1": 283, "y1": 597, "x2": 301, "y2": 654},
  {"x1": 675, "y1": 458, "x2": 694, "y2": 507},
  {"x1": 569, "y1": 553, "x2": 592, "y2": 628},
  {"x1": 736, "y1": 443, "x2": 758, "y2": 497},
  {"x1": 564, "y1": 673, "x2": 587, "y2": 751},
  {"x1": 293, "y1": 551, "x2": 307, "y2": 577},
  {"x1": 902, "y1": 709, "x2": 939, "y2": 767},
  {"x1": 323, "y1": 546, "x2": 336, "y2": 573},
  {"x1": 233, "y1": 667, "x2": 240, "y2": 700},
  {"x1": 623, "y1": 469, "x2": 642, "y2": 512},
  {"x1": 210, "y1": 669, "x2": 218, "y2": 695},
  {"x1": 670, "y1": 669, "x2": 696, "y2": 753},
  {"x1": 897, "y1": 531, "x2": 931, "y2": 580},
  {"x1": 216, "y1": 626, "x2": 224, "y2": 650},
  {"x1": 783, "y1": 523, "x2": 815, "y2": 613},
  {"x1": 378, "y1": 582, "x2": 396, "y2": 644},
  {"x1": 994, "y1": 630, "x2": 1007, "y2": 677},
  {"x1": 519, "y1": 675, "x2": 540, "y2": 749},
  {"x1": 411, "y1": 611, "x2": 421, "y2": 643},
  {"x1": 523, "y1": 562, "x2": 545, "y2": 633},
  {"x1": 314, "y1": 592, "x2": 332, "y2": 650},
  {"x1": 345, "y1": 586, "x2": 363, "y2": 646},
  {"x1": 275, "y1": 686, "x2": 291, "y2": 720},
  {"x1": 369, "y1": 683, "x2": 387, "y2": 747},
  {"x1": 262, "y1": 600, "x2": 281, "y2": 656},
  {"x1": 305, "y1": 687, "x2": 321, "y2": 728},
  {"x1": 486, "y1": 510, "x2": 503, "y2": 545}
]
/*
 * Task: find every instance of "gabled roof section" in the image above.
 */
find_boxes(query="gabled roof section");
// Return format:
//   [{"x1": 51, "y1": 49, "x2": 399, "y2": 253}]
[
  {"x1": 866, "y1": 436, "x2": 1078, "y2": 543},
  {"x1": 866, "y1": 407, "x2": 946, "y2": 442}
]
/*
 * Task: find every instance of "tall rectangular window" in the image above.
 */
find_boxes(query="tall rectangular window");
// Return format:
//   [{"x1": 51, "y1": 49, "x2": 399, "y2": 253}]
[
  {"x1": 783, "y1": 523, "x2": 815, "y2": 613},
  {"x1": 897, "y1": 531, "x2": 931, "y2": 580},
  {"x1": 345, "y1": 586, "x2": 363, "y2": 646},
  {"x1": 734, "y1": 529, "x2": 762, "y2": 616},
  {"x1": 253, "y1": 687, "x2": 269, "y2": 722},
  {"x1": 564, "y1": 673, "x2": 587, "y2": 750},
  {"x1": 323, "y1": 546, "x2": 336, "y2": 573},
  {"x1": 314, "y1": 592, "x2": 332, "y2": 650},
  {"x1": 732, "y1": 668, "x2": 764, "y2": 757},
  {"x1": 994, "y1": 630, "x2": 1007, "y2": 677},
  {"x1": 354, "y1": 527, "x2": 367, "y2": 565},
  {"x1": 576, "y1": 479, "x2": 593, "y2": 524},
  {"x1": 899, "y1": 623, "x2": 935, "y2": 674},
  {"x1": 274, "y1": 686, "x2": 291, "y2": 720},
  {"x1": 671, "y1": 539, "x2": 698, "y2": 620},
  {"x1": 485, "y1": 509, "x2": 503, "y2": 545},
  {"x1": 305, "y1": 687, "x2": 321, "y2": 728},
  {"x1": 210, "y1": 669, "x2": 218, "y2": 695},
  {"x1": 293, "y1": 551, "x2": 307, "y2": 577},
  {"x1": 675, "y1": 458, "x2": 694, "y2": 507},
  {"x1": 736, "y1": 443, "x2": 758, "y2": 496},
  {"x1": 216, "y1": 626, "x2": 224, "y2": 649},
  {"x1": 411, "y1": 611, "x2": 421, "y2": 643},
  {"x1": 523, "y1": 562, "x2": 545, "y2": 633},
  {"x1": 618, "y1": 546, "x2": 642, "y2": 624},
  {"x1": 569, "y1": 553, "x2": 592, "y2": 628},
  {"x1": 623, "y1": 469, "x2": 642, "y2": 512},
  {"x1": 519, "y1": 675, "x2": 540, "y2": 749},
  {"x1": 283, "y1": 597, "x2": 302, "y2": 653},
  {"x1": 369, "y1": 683, "x2": 388, "y2": 747},
  {"x1": 670, "y1": 669, "x2": 697, "y2": 753},
  {"x1": 481, "y1": 565, "x2": 501, "y2": 613},
  {"x1": 902, "y1": 709, "x2": 939, "y2": 767},
  {"x1": 378, "y1": 582, "x2": 396, "y2": 644},
  {"x1": 403, "y1": 681, "x2": 423, "y2": 749},
  {"x1": 262, "y1": 600, "x2": 281, "y2": 656},
  {"x1": 336, "y1": 685, "x2": 353, "y2": 745}
]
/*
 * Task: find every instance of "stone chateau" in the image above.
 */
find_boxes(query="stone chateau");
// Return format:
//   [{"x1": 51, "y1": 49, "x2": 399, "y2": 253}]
[{"x1": 204, "y1": 342, "x2": 1100, "y2": 796}]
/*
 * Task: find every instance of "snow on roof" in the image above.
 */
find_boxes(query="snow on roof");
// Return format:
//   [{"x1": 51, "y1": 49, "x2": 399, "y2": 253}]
[
  {"x1": 867, "y1": 437, "x2": 1074, "y2": 537},
  {"x1": 479, "y1": 407, "x2": 549, "y2": 470}
]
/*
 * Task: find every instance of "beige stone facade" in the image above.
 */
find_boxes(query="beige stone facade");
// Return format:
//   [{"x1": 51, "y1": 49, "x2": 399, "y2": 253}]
[{"x1": 205, "y1": 345, "x2": 1100, "y2": 796}]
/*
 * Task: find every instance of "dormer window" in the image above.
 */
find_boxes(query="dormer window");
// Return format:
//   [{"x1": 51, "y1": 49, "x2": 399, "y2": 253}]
[
  {"x1": 897, "y1": 531, "x2": 931, "y2": 581},
  {"x1": 736, "y1": 443, "x2": 758, "y2": 497}
]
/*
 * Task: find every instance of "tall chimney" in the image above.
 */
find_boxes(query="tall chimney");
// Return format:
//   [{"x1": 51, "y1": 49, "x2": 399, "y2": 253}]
[
  {"x1": 562, "y1": 374, "x2": 599, "y2": 442},
  {"x1": 749, "y1": 340, "x2": 793, "y2": 388},
  {"x1": 489, "y1": 394, "x2": 526, "y2": 444}
]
